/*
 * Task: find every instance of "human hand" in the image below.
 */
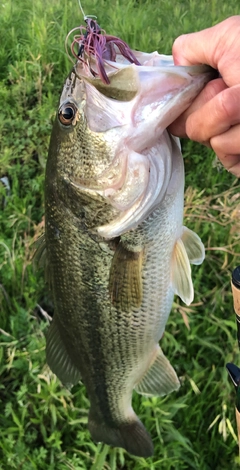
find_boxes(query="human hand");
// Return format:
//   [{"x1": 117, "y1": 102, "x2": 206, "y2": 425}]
[{"x1": 168, "y1": 16, "x2": 240, "y2": 177}]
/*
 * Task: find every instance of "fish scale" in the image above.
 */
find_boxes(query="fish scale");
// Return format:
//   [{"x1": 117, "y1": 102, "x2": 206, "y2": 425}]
[{"x1": 40, "y1": 37, "x2": 216, "y2": 457}]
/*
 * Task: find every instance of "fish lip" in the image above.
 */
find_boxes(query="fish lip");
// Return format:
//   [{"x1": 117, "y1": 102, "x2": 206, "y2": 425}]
[
  {"x1": 186, "y1": 65, "x2": 219, "y2": 80},
  {"x1": 72, "y1": 64, "x2": 82, "y2": 81},
  {"x1": 73, "y1": 52, "x2": 218, "y2": 85}
]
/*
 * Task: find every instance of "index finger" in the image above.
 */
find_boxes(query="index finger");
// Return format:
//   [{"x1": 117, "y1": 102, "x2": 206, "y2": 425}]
[
  {"x1": 185, "y1": 85, "x2": 240, "y2": 143},
  {"x1": 168, "y1": 78, "x2": 227, "y2": 138}
]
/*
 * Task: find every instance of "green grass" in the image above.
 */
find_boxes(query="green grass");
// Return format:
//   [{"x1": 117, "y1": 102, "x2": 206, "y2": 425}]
[{"x1": 0, "y1": 0, "x2": 240, "y2": 468}]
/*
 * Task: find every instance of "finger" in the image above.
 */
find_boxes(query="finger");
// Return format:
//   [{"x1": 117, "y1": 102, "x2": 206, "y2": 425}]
[
  {"x1": 172, "y1": 28, "x2": 218, "y2": 67},
  {"x1": 185, "y1": 85, "x2": 240, "y2": 143},
  {"x1": 168, "y1": 78, "x2": 227, "y2": 138},
  {"x1": 219, "y1": 155, "x2": 240, "y2": 177},
  {"x1": 215, "y1": 153, "x2": 240, "y2": 178},
  {"x1": 172, "y1": 16, "x2": 240, "y2": 86},
  {"x1": 210, "y1": 124, "x2": 240, "y2": 176}
]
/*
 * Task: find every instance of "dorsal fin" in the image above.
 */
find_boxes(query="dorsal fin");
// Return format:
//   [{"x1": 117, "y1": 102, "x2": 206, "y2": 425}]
[
  {"x1": 46, "y1": 315, "x2": 81, "y2": 387},
  {"x1": 32, "y1": 234, "x2": 52, "y2": 289}
]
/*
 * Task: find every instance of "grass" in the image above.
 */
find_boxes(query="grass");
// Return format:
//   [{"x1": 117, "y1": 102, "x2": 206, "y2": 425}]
[{"x1": 0, "y1": 0, "x2": 240, "y2": 468}]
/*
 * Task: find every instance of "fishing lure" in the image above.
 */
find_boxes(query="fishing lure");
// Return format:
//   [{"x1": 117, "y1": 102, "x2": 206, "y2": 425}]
[{"x1": 65, "y1": 1, "x2": 140, "y2": 84}]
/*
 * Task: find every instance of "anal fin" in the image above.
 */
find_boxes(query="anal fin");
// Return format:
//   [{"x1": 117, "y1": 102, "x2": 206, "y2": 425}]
[
  {"x1": 135, "y1": 348, "x2": 180, "y2": 397},
  {"x1": 46, "y1": 315, "x2": 81, "y2": 387},
  {"x1": 109, "y1": 242, "x2": 143, "y2": 312}
]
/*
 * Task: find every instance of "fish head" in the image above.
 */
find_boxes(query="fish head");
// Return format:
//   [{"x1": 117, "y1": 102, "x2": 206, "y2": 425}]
[{"x1": 51, "y1": 50, "x2": 216, "y2": 236}]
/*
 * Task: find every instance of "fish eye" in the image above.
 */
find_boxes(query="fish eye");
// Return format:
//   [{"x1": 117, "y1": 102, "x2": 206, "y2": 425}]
[{"x1": 58, "y1": 102, "x2": 77, "y2": 125}]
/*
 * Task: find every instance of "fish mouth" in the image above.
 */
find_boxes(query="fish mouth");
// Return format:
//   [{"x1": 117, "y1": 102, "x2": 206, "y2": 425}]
[
  {"x1": 186, "y1": 64, "x2": 219, "y2": 79},
  {"x1": 68, "y1": 18, "x2": 218, "y2": 86}
]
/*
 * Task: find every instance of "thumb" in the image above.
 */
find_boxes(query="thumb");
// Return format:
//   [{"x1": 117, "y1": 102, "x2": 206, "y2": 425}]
[
  {"x1": 172, "y1": 16, "x2": 240, "y2": 87},
  {"x1": 172, "y1": 28, "x2": 217, "y2": 67}
]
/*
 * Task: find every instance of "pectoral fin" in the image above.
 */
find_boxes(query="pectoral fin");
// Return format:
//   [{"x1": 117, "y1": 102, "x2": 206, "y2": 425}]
[
  {"x1": 181, "y1": 226, "x2": 205, "y2": 265},
  {"x1": 171, "y1": 227, "x2": 205, "y2": 305},
  {"x1": 46, "y1": 315, "x2": 81, "y2": 387},
  {"x1": 172, "y1": 238, "x2": 193, "y2": 305},
  {"x1": 135, "y1": 348, "x2": 180, "y2": 396},
  {"x1": 109, "y1": 242, "x2": 143, "y2": 312}
]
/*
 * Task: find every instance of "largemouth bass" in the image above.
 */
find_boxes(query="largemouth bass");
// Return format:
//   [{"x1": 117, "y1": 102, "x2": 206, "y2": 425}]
[{"x1": 41, "y1": 22, "x2": 215, "y2": 457}]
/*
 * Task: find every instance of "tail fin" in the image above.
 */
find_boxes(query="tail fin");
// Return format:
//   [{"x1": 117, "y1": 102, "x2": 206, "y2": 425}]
[{"x1": 88, "y1": 409, "x2": 153, "y2": 458}]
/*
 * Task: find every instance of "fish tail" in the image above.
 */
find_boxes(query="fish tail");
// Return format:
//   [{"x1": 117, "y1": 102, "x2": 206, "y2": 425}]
[{"x1": 88, "y1": 408, "x2": 153, "y2": 457}]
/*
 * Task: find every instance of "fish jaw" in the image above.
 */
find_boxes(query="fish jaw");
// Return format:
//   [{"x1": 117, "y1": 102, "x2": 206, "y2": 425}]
[
  {"x1": 78, "y1": 55, "x2": 215, "y2": 147},
  {"x1": 128, "y1": 64, "x2": 213, "y2": 150}
]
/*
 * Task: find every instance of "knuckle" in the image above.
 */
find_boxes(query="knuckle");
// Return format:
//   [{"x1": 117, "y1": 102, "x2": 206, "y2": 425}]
[
  {"x1": 185, "y1": 115, "x2": 199, "y2": 141},
  {"x1": 172, "y1": 35, "x2": 189, "y2": 63},
  {"x1": 219, "y1": 16, "x2": 240, "y2": 36},
  {"x1": 216, "y1": 88, "x2": 240, "y2": 123},
  {"x1": 203, "y1": 79, "x2": 226, "y2": 101},
  {"x1": 172, "y1": 34, "x2": 186, "y2": 51},
  {"x1": 225, "y1": 15, "x2": 240, "y2": 27},
  {"x1": 209, "y1": 136, "x2": 220, "y2": 156}
]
